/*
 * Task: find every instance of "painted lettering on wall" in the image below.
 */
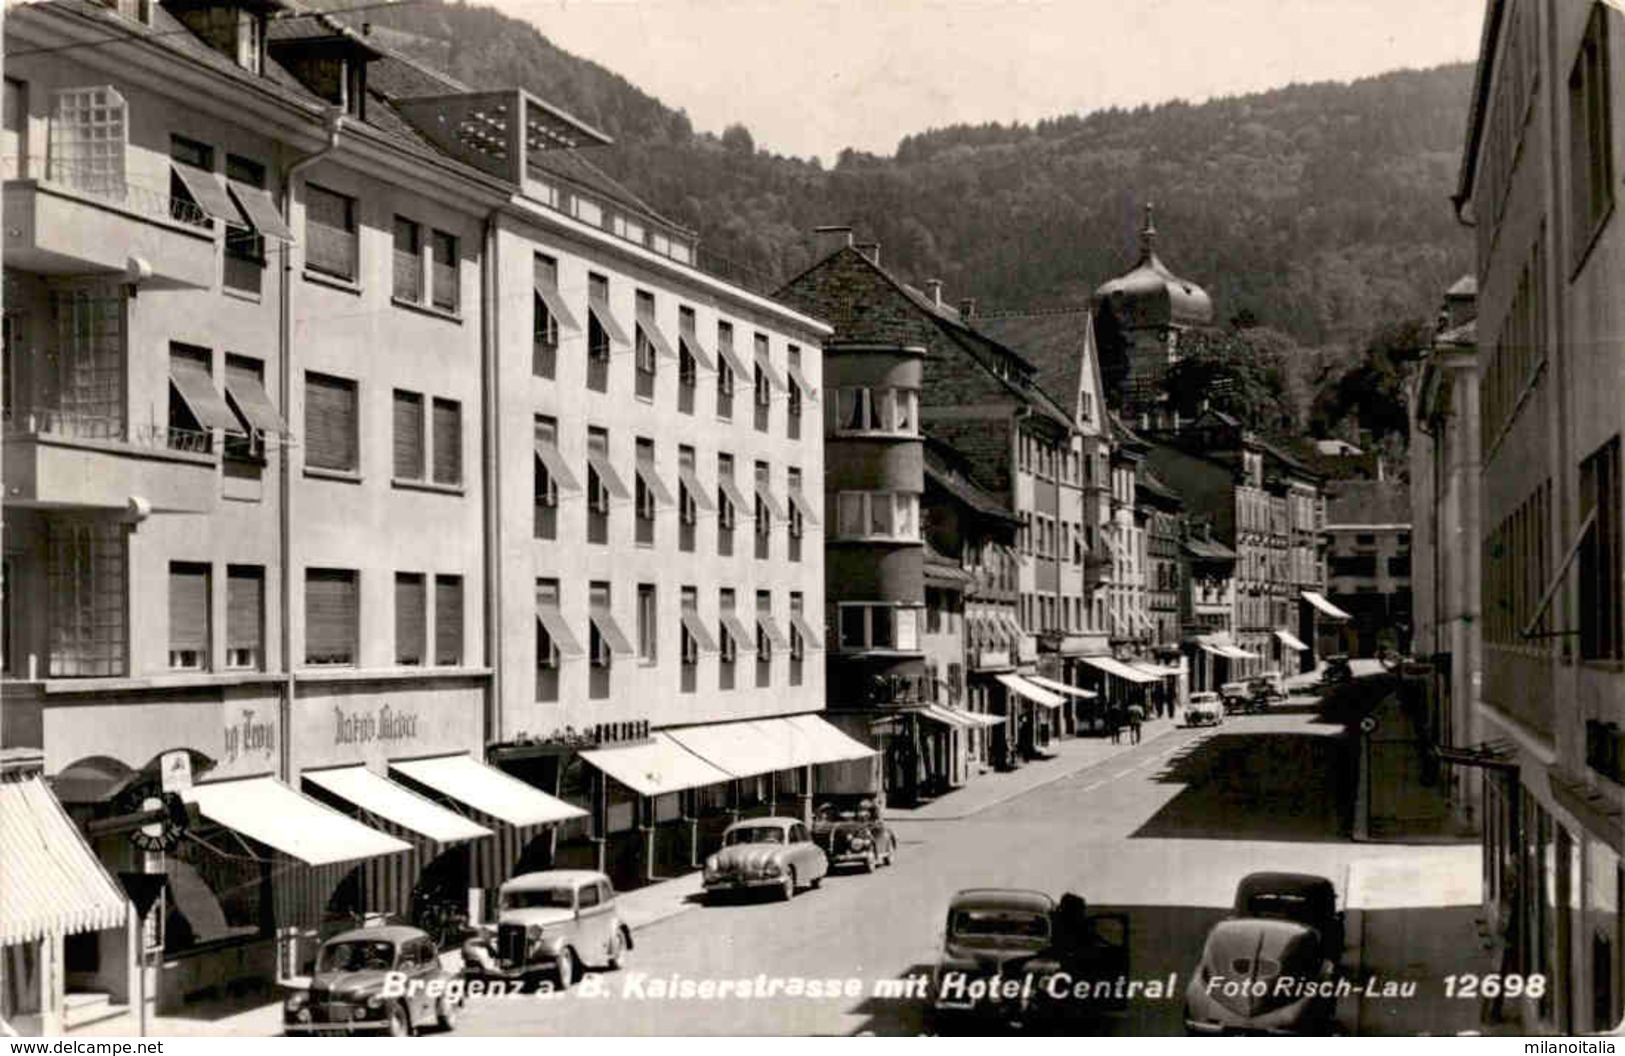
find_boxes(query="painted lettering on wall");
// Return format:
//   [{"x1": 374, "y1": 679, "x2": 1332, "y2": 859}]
[
  {"x1": 223, "y1": 708, "x2": 276, "y2": 764},
  {"x1": 334, "y1": 705, "x2": 420, "y2": 746}
]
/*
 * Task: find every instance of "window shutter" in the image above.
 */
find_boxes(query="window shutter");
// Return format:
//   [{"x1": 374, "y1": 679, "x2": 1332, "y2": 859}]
[
  {"x1": 395, "y1": 573, "x2": 425, "y2": 665},
  {"x1": 226, "y1": 567, "x2": 263, "y2": 652},
  {"x1": 436, "y1": 575, "x2": 463, "y2": 666},
  {"x1": 169, "y1": 564, "x2": 208, "y2": 653},
  {"x1": 305, "y1": 374, "x2": 357, "y2": 471},
  {"x1": 306, "y1": 569, "x2": 356, "y2": 664},
  {"x1": 433, "y1": 399, "x2": 461, "y2": 485},
  {"x1": 393, "y1": 390, "x2": 423, "y2": 479}
]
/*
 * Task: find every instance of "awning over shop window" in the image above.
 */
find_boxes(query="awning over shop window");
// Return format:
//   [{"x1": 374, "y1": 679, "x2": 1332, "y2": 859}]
[
  {"x1": 1301, "y1": 590, "x2": 1353, "y2": 621},
  {"x1": 1, "y1": 773, "x2": 129, "y2": 944},
  {"x1": 1197, "y1": 636, "x2": 1258, "y2": 660},
  {"x1": 184, "y1": 776, "x2": 411, "y2": 866},
  {"x1": 579, "y1": 733, "x2": 731, "y2": 797},
  {"x1": 950, "y1": 708, "x2": 1005, "y2": 728},
  {"x1": 1129, "y1": 661, "x2": 1182, "y2": 678},
  {"x1": 302, "y1": 765, "x2": 492, "y2": 844},
  {"x1": 389, "y1": 754, "x2": 585, "y2": 828},
  {"x1": 782, "y1": 714, "x2": 877, "y2": 764},
  {"x1": 918, "y1": 704, "x2": 972, "y2": 729},
  {"x1": 665, "y1": 714, "x2": 875, "y2": 778},
  {"x1": 1274, "y1": 629, "x2": 1310, "y2": 652},
  {"x1": 995, "y1": 674, "x2": 1065, "y2": 709},
  {"x1": 1079, "y1": 655, "x2": 1159, "y2": 683},
  {"x1": 1025, "y1": 674, "x2": 1098, "y2": 699}
]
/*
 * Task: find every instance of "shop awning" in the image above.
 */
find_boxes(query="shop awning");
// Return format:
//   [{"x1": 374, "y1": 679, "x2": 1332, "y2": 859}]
[
  {"x1": 918, "y1": 704, "x2": 972, "y2": 729},
  {"x1": 665, "y1": 714, "x2": 875, "y2": 778},
  {"x1": 1025, "y1": 674, "x2": 1099, "y2": 699},
  {"x1": 782, "y1": 714, "x2": 877, "y2": 764},
  {"x1": 1274, "y1": 628, "x2": 1310, "y2": 652},
  {"x1": 1129, "y1": 661, "x2": 1182, "y2": 678},
  {"x1": 1197, "y1": 637, "x2": 1259, "y2": 660},
  {"x1": 666, "y1": 721, "x2": 776, "y2": 777},
  {"x1": 1301, "y1": 590, "x2": 1353, "y2": 621},
  {"x1": 1079, "y1": 655, "x2": 1159, "y2": 683},
  {"x1": 995, "y1": 674, "x2": 1065, "y2": 709},
  {"x1": 1, "y1": 773, "x2": 129, "y2": 944},
  {"x1": 185, "y1": 776, "x2": 411, "y2": 866},
  {"x1": 579, "y1": 733, "x2": 731, "y2": 797},
  {"x1": 950, "y1": 708, "x2": 1005, "y2": 728},
  {"x1": 302, "y1": 765, "x2": 492, "y2": 844},
  {"x1": 390, "y1": 754, "x2": 585, "y2": 828}
]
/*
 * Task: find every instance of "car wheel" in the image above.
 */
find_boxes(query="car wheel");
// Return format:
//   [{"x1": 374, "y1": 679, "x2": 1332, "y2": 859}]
[
  {"x1": 607, "y1": 926, "x2": 632, "y2": 970},
  {"x1": 884, "y1": 841, "x2": 896, "y2": 866},
  {"x1": 861, "y1": 851, "x2": 876, "y2": 873},
  {"x1": 435, "y1": 996, "x2": 459, "y2": 1032},
  {"x1": 386, "y1": 1002, "x2": 411, "y2": 1038},
  {"x1": 780, "y1": 869, "x2": 796, "y2": 901},
  {"x1": 555, "y1": 948, "x2": 576, "y2": 989}
]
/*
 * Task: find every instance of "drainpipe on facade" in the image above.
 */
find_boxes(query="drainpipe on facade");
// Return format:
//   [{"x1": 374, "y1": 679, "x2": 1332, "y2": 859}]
[
  {"x1": 277, "y1": 108, "x2": 343, "y2": 789},
  {"x1": 480, "y1": 212, "x2": 502, "y2": 748}
]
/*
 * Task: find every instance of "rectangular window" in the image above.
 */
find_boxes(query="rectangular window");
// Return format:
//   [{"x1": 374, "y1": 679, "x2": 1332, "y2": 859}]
[
  {"x1": 305, "y1": 568, "x2": 357, "y2": 666},
  {"x1": 534, "y1": 415, "x2": 568, "y2": 540},
  {"x1": 395, "y1": 572, "x2": 426, "y2": 666},
  {"x1": 168, "y1": 343, "x2": 227, "y2": 453},
  {"x1": 431, "y1": 230, "x2": 458, "y2": 312},
  {"x1": 717, "y1": 452, "x2": 738, "y2": 553},
  {"x1": 834, "y1": 491, "x2": 919, "y2": 541},
  {"x1": 432, "y1": 397, "x2": 462, "y2": 485},
  {"x1": 1570, "y1": 4, "x2": 1613, "y2": 266},
  {"x1": 49, "y1": 86, "x2": 127, "y2": 202},
  {"x1": 46, "y1": 520, "x2": 126, "y2": 677},
  {"x1": 637, "y1": 583, "x2": 657, "y2": 662},
  {"x1": 635, "y1": 437, "x2": 659, "y2": 546},
  {"x1": 716, "y1": 321, "x2": 736, "y2": 418},
  {"x1": 168, "y1": 562, "x2": 210, "y2": 670},
  {"x1": 392, "y1": 216, "x2": 422, "y2": 302},
  {"x1": 435, "y1": 574, "x2": 463, "y2": 666},
  {"x1": 532, "y1": 253, "x2": 572, "y2": 378},
  {"x1": 305, "y1": 372, "x2": 358, "y2": 473},
  {"x1": 222, "y1": 354, "x2": 277, "y2": 462},
  {"x1": 681, "y1": 585, "x2": 702, "y2": 672},
  {"x1": 225, "y1": 565, "x2": 263, "y2": 670},
  {"x1": 1581, "y1": 435, "x2": 1622, "y2": 661},
  {"x1": 223, "y1": 154, "x2": 266, "y2": 273},
  {"x1": 392, "y1": 389, "x2": 423, "y2": 480},
  {"x1": 635, "y1": 290, "x2": 658, "y2": 400},
  {"x1": 678, "y1": 306, "x2": 699, "y2": 399},
  {"x1": 305, "y1": 184, "x2": 357, "y2": 281}
]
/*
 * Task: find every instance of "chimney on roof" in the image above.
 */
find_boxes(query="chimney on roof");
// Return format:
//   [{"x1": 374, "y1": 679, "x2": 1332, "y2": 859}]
[
  {"x1": 855, "y1": 241, "x2": 881, "y2": 265},
  {"x1": 959, "y1": 298, "x2": 977, "y2": 320},
  {"x1": 814, "y1": 225, "x2": 854, "y2": 259},
  {"x1": 925, "y1": 279, "x2": 944, "y2": 308}
]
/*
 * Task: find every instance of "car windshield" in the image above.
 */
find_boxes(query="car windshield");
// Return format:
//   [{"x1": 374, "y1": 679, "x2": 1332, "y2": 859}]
[
  {"x1": 318, "y1": 941, "x2": 396, "y2": 973},
  {"x1": 950, "y1": 909, "x2": 1050, "y2": 947},
  {"x1": 1247, "y1": 892, "x2": 1322, "y2": 920},
  {"x1": 502, "y1": 887, "x2": 574, "y2": 911},
  {"x1": 724, "y1": 826, "x2": 785, "y2": 846}
]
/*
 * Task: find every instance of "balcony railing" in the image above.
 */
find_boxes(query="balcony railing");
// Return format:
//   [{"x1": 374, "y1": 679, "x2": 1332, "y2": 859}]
[
  {"x1": 5, "y1": 155, "x2": 208, "y2": 229},
  {"x1": 5, "y1": 405, "x2": 211, "y2": 454}
]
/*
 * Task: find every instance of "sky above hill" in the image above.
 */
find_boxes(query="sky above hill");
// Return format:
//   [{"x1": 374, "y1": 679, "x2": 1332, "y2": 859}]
[{"x1": 489, "y1": 0, "x2": 1486, "y2": 164}]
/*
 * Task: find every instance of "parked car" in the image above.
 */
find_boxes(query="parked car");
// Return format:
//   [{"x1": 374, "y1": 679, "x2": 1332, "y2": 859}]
[
  {"x1": 1184, "y1": 872, "x2": 1344, "y2": 1035},
  {"x1": 811, "y1": 795, "x2": 897, "y2": 872},
  {"x1": 460, "y1": 870, "x2": 631, "y2": 989},
  {"x1": 1219, "y1": 682, "x2": 1251, "y2": 714},
  {"x1": 1184, "y1": 691, "x2": 1224, "y2": 727},
  {"x1": 1322, "y1": 655, "x2": 1353, "y2": 685},
  {"x1": 931, "y1": 889, "x2": 1129, "y2": 1029},
  {"x1": 703, "y1": 816, "x2": 829, "y2": 902},
  {"x1": 283, "y1": 925, "x2": 459, "y2": 1036}
]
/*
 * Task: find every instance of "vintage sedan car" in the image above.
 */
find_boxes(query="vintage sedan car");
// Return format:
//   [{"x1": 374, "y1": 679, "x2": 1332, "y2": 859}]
[
  {"x1": 1184, "y1": 872, "x2": 1344, "y2": 1035},
  {"x1": 703, "y1": 817, "x2": 829, "y2": 902},
  {"x1": 811, "y1": 796, "x2": 897, "y2": 872},
  {"x1": 283, "y1": 925, "x2": 459, "y2": 1036},
  {"x1": 1184, "y1": 691, "x2": 1224, "y2": 727},
  {"x1": 1219, "y1": 681, "x2": 1252, "y2": 714},
  {"x1": 461, "y1": 870, "x2": 631, "y2": 989}
]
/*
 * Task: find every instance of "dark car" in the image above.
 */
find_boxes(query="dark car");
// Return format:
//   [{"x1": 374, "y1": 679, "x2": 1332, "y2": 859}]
[
  {"x1": 811, "y1": 796, "x2": 897, "y2": 872},
  {"x1": 284, "y1": 925, "x2": 459, "y2": 1036},
  {"x1": 1184, "y1": 873, "x2": 1344, "y2": 1035}
]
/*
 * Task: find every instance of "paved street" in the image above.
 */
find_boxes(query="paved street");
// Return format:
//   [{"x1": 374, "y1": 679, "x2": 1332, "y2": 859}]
[{"x1": 455, "y1": 700, "x2": 1483, "y2": 1036}]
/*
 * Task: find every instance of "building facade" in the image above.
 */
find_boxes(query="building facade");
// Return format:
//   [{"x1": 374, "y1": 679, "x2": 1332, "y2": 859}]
[
  {"x1": 1456, "y1": 0, "x2": 1625, "y2": 1031},
  {"x1": 1323, "y1": 480, "x2": 1413, "y2": 657}
]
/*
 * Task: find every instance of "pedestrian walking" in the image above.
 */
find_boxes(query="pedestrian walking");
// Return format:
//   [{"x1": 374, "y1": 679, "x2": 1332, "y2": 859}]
[
  {"x1": 1108, "y1": 706, "x2": 1122, "y2": 745},
  {"x1": 1127, "y1": 703, "x2": 1144, "y2": 744}
]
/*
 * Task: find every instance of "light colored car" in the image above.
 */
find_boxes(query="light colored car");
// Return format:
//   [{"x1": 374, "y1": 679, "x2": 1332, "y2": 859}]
[
  {"x1": 1184, "y1": 691, "x2": 1224, "y2": 727},
  {"x1": 284, "y1": 925, "x2": 458, "y2": 1036},
  {"x1": 461, "y1": 869, "x2": 631, "y2": 988},
  {"x1": 704, "y1": 816, "x2": 829, "y2": 901},
  {"x1": 1219, "y1": 681, "x2": 1251, "y2": 713}
]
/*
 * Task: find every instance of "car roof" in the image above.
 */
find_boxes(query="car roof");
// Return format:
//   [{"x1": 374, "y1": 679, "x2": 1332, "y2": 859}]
[
  {"x1": 727, "y1": 816, "x2": 797, "y2": 828},
  {"x1": 324, "y1": 925, "x2": 426, "y2": 945},
  {"x1": 502, "y1": 869, "x2": 608, "y2": 890},
  {"x1": 948, "y1": 888, "x2": 1055, "y2": 913},
  {"x1": 1235, "y1": 872, "x2": 1336, "y2": 897}
]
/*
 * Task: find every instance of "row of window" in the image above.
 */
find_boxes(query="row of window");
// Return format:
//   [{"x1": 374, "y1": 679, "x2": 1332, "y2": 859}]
[
  {"x1": 1483, "y1": 479, "x2": 1552, "y2": 649},
  {"x1": 829, "y1": 386, "x2": 918, "y2": 437},
  {"x1": 1483, "y1": 234, "x2": 1546, "y2": 457},
  {"x1": 1018, "y1": 511, "x2": 1089, "y2": 564},
  {"x1": 1479, "y1": 0, "x2": 1540, "y2": 233},
  {"x1": 303, "y1": 184, "x2": 463, "y2": 316},
  {"x1": 1018, "y1": 591, "x2": 1100, "y2": 636},
  {"x1": 532, "y1": 257, "x2": 813, "y2": 438},
  {"x1": 1015, "y1": 429, "x2": 1098, "y2": 486},
  {"x1": 167, "y1": 344, "x2": 283, "y2": 459},
  {"x1": 306, "y1": 568, "x2": 464, "y2": 668},
  {"x1": 303, "y1": 372, "x2": 464, "y2": 487}
]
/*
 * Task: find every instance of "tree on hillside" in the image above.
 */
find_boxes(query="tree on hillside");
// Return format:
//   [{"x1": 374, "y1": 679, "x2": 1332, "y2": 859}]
[
  {"x1": 1309, "y1": 318, "x2": 1432, "y2": 444},
  {"x1": 721, "y1": 123, "x2": 755, "y2": 155},
  {"x1": 1160, "y1": 325, "x2": 1300, "y2": 433}
]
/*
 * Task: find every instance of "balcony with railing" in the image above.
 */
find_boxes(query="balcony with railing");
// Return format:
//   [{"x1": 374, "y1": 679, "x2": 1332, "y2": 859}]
[
  {"x1": 4, "y1": 155, "x2": 217, "y2": 289},
  {"x1": 4, "y1": 404, "x2": 219, "y2": 514}
]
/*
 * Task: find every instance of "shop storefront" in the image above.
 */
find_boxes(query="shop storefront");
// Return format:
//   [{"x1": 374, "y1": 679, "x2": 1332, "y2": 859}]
[{"x1": 995, "y1": 674, "x2": 1065, "y2": 758}]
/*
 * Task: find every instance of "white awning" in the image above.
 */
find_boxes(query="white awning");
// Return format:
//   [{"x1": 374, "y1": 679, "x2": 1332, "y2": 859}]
[
  {"x1": 1129, "y1": 661, "x2": 1182, "y2": 678},
  {"x1": 579, "y1": 733, "x2": 732, "y2": 797},
  {"x1": 1274, "y1": 629, "x2": 1310, "y2": 652},
  {"x1": 918, "y1": 704, "x2": 972, "y2": 729},
  {"x1": 390, "y1": 754, "x2": 585, "y2": 828},
  {"x1": 303, "y1": 765, "x2": 492, "y2": 844},
  {"x1": 995, "y1": 674, "x2": 1065, "y2": 709},
  {"x1": 950, "y1": 708, "x2": 1006, "y2": 728},
  {"x1": 1025, "y1": 674, "x2": 1099, "y2": 700},
  {"x1": 1079, "y1": 655, "x2": 1159, "y2": 683},
  {"x1": 783, "y1": 714, "x2": 876, "y2": 764},
  {"x1": 666, "y1": 714, "x2": 876, "y2": 777},
  {"x1": 1301, "y1": 590, "x2": 1353, "y2": 621},
  {"x1": 1, "y1": 773, "x2": 129, "y2": 944},
  {"x1": 184, "y1": 776, "x2": 411, "y2": 866}
]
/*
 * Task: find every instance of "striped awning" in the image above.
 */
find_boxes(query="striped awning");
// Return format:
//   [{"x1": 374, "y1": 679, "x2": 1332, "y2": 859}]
[{"x1": 1, "y1": 774, "x2": 129, "y2": 944}]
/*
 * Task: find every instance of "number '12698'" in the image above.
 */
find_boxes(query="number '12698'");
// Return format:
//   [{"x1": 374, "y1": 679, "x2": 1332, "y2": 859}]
[{"x1": 1443, "y1": 974, "x2": 1547, "y2": 999}]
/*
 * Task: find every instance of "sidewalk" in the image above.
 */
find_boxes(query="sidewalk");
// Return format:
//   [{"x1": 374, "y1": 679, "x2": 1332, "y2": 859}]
[{"x1": 888, "y1": 715, "x2": 1179, "y2": 822}]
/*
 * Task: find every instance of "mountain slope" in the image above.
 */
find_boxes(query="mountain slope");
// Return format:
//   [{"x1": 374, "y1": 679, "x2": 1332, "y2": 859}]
[{"x1": 352, "y1": 0, "x2": 1474, "y2": 347}]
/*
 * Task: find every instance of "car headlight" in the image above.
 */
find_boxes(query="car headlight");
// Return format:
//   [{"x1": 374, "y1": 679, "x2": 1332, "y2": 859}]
[
  {"x1": 848, "y1": 836, "x2": 871, "y2": 850},
  {"x1": 366, "y1": 995, "x2": 384, "y2": 1010},
  {"x1": 528, "y1": 924, "x2": 545, "y2": 941},
  {"x1": 295, "y1": 1009, "x2": 311, "y2": 1024},
  {"x1": 285, "y1": 991, "x2": 309, "y2": 1012},
  {"x1": 704, "y1": 856, "x2": 720, "y2": 876},
  {"x1": 761, "y1": 861, "x2": 781, "y2": 876}
]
